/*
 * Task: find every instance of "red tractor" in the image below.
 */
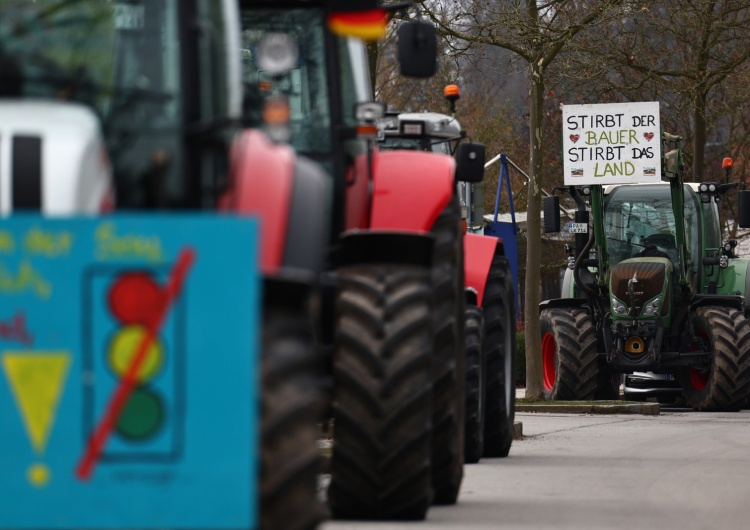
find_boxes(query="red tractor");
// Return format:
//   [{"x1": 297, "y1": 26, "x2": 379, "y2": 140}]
[
  {"x1": 0, "y1": 2, "x2": 328, "y2": 529},
  {"x1": 378, "y1": 87, "x2": 517, "y2": 464},
  {"x1": 237, "y1": 1, "x2": 487, "y2": 520}
]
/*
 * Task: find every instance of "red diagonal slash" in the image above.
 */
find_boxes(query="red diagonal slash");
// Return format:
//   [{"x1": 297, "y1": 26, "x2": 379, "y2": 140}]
[{"x1": 76, "y1": 248, "x2": 196, "y2": 480}]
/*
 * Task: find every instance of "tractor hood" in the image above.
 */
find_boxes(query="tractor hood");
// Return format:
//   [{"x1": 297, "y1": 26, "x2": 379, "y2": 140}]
[
  {"x1": 609, "y1": 257, "x2": 672, "y2": 320},
  {"x1": 0, "y1": 101, "x2": 112, "y2": 216}
]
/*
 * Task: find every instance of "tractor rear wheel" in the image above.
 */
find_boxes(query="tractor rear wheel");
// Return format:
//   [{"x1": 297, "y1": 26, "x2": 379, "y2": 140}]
[
  {"x1": 482, "y1": 255, "x2": 516, "y2": 457},
  {"x1": 261, "y1": 305, "x2": 321, "y2": 530},
  {"x1": 429, "y1": 196, "x2": 465, "y2": 504},
  {"x1": 679, "y1": 306, "x2": 750, "y2": 411},
  {"x1": 328, "y1": 264, "x2": 433, "y2": 520},
  {"x1": 540, "y1": 307, "x2": 598, "y2": 400},
  {"x1": 463, "y1": 305, "x2": 485, "y2": 463}
]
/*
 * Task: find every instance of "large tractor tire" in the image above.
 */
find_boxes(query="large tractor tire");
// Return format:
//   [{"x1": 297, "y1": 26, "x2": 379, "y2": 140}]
[
  {"x1": 261, "y1": 305, "x2": 321, "y2": 530},
  {"x1": 679, "y1": 306, "x2": 750, "y2": 411},
  {"x1": 482, "y1": 255, "x2": 516, "y2": 457},
  {"x1": 463, "y1": 305, "x2": 485, "y2": 464},
  {"x1": 429, "y1": 196, "x2": 465, "y2": 504},
  {"x1": 540, "y1": 307, "x2": 599, "y2": 401},
  {"x1": 328, "y1": 264, "x2": 433, "y2": 520}
]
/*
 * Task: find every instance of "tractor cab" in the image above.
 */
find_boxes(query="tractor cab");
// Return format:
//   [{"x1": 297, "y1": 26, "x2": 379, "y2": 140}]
[
  {"x1": 378, "y1": 111, "x2": 464, "y2": 155},
  {"x1": 238, "y1": 5, "x2": 370, "y2": 173},
  {"x1": 237, "y1": 1, "x2": 444, "y2": 238},
  {"x1": 0, "y1": 0, "x2": 242, "y2": 214}
]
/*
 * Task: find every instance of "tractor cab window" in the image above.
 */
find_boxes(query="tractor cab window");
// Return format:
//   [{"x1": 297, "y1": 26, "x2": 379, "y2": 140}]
[
  {"x1": 0, "y1": 0, "x2": 193, "y2": 208},
  {"x1": 379, "y1": 136, "x2": 428, "y2": 151},
  {"x1": 379, "y1": 135, "x2": 453, "y2": 154},
  {"x1": 604, "y1": 185, "x2": 698, "y2": 276},
  {"x1": 701, "y1": 192, "x2": 722, "y2": 252},
  {"x1": 0, "y1": 1, "x2": 117, "y2": 108},
  {"x1": 239, "y1": 8, "x2": 333, "y2": 155}
]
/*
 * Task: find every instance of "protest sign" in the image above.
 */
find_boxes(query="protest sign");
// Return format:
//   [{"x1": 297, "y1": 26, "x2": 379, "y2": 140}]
[{"x1": 562, "y1": 101, "x2": 660, "y2": 185}]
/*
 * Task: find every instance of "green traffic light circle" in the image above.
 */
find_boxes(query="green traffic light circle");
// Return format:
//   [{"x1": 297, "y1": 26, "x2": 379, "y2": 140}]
[{"x1": 116, "y1": 387, "x2": 164, "y2": 441}]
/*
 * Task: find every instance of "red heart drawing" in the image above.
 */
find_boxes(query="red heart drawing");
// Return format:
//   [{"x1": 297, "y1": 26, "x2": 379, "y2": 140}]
[
  {"x1": 644, "y1": 132, "x2": 654, "y2": 141},
  {"x1": 570, "y1": 134, "x2": 579, "y2": 143}
]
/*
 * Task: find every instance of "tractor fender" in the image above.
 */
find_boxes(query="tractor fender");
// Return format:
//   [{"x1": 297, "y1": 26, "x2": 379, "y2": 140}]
[
  {"x1": 338, "y1": 230, "x2": 434, "y2": 269},
  {"x1": 464, "y1": 233, "x2": 504, "y2": 306},
  {"x1": 713, "y1": 257, "x2": 750, "y2": 301},
  {"x1": 539, "y1": 298, "x2": 589, "y2": 313},
  {"x1": 729, "y1": 257, "x2": 750, "y2": 300},
  {"x1": 220, "y1": 129, "x2": 330, "y2": 275},
  {"x1": 369, "y1": 150, "x2": 455, "y2": 231}
]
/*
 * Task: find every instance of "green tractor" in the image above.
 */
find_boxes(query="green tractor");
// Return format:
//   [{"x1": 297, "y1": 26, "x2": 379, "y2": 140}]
[{"x1": 543, "y1": 131, "x2": 750, "y2": 411}]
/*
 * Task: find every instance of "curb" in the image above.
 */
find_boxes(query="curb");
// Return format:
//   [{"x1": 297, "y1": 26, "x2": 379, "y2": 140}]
[{"x1": 515, "y1": 402, "x2": 659, "y2": 415}]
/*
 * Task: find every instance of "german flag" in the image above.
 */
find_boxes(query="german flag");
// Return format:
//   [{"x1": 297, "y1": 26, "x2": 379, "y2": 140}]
[{"x1": 327, "y1": 8, "x2": 390, "y2": 41}]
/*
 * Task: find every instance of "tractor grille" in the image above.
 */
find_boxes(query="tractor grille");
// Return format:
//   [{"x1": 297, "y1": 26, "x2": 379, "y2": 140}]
[{"x1": 610, "y1": 260, "x2": 668, "y2": 310}]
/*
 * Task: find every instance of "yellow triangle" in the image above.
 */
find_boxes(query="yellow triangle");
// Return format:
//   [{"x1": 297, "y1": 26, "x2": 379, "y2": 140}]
[{"x1": 2, "y1": 352, "x2": 71, "y2": 454}]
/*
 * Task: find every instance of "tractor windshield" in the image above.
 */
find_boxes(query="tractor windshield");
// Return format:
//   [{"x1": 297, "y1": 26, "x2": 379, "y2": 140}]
[
  {"x1": 0, "y1": 0, "x2": 182, "y2": 131},
  {"x1": 240, "y1": 8, "x2": 333, "y2": 155},
  {"x1": 379, "y1": 136, "x2": 453, "y2": 155},
  {"x1": 0, "y1": 0, "x2": 198, "y2": 207},
  {"x1": 604, "y1": 184, "x2": 699, "y2": 275}
]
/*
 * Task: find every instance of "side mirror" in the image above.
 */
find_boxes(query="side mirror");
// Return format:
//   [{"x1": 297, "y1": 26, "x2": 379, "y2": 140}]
[
  {"x1": 544, "y1": 196, "x2": 561, "y2": 233},
  {"x1": 739, "y1": 190, "x2": 750, "y2": 228},
  {"x1": 397, "y1": 22, "x2": 437, "y2": 77},
  {"x1": 662, "y1": 149, "x2": 680, "y2": 179},
  {"x1": 455, "y1": 142, "x2": 485, "y2": 183}
]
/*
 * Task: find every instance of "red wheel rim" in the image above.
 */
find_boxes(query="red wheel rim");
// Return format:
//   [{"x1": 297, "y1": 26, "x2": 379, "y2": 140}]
[
  {"x1": 542, "y1": 332, "x2": 556, "y2": 391},
  {"x1": 689, "y1": 329, "x2": 710, "y2": 391},
  {"x1": 689, "y1": 368, "x2": 709, "y2": 391}
]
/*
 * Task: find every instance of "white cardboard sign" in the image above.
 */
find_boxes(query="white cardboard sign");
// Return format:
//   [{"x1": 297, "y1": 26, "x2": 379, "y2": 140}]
[{"x1": 562, "y1": 101, "x2": 660, "y2": 185}]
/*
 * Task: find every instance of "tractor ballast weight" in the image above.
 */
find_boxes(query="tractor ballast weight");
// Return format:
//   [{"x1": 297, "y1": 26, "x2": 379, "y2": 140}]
[{"x1": 542, "y1": 131, "x2": 750, "y2": 411}]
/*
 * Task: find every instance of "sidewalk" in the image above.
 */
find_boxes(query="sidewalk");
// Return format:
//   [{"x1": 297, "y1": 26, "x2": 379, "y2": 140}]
[{"x1": 513, "y1": 387, "x2": 660, "y2": 415}]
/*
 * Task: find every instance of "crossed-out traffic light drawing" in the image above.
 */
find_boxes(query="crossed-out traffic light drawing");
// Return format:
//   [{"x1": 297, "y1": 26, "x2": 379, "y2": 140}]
[{"x1": 80, "y1": 250, "x2": 192, "y2": 477}]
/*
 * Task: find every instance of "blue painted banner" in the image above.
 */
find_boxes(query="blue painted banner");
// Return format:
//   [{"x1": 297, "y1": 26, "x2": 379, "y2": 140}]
[{"x1": 0, "y1": 216, "x2": 260, "y2": 529}]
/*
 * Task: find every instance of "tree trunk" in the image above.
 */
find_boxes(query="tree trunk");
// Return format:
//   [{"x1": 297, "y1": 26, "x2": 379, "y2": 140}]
[
  {"x1": 367, "y1": 42, "x2": 378, "y2": 98},
  {"x1": 524, "y1": 61, "x2": 545, "y2": 400}
]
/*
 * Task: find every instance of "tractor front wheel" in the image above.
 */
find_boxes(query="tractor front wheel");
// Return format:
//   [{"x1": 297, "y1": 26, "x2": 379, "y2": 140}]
[
  {"x1": 463, "y1": 305, "x2": 485, "y2": 463},
  {"x1": 260, "y1": 305, "x2": 321, "y2": 530},
  {"x1": 679, "y1": 306, "x2": 750, "y2": 411},
  {"x1": 482, "y1": 255, "x2": 516, "y2": 457},
  {"x1": 540, "y1": 307, "x2": 599, "y2": 401},
  {"x1": 430, "y1": 196, "x2": 465, "y2": 504},
  {"x1": 328, "y1": 264, "x2": 433, "y2": 520}
]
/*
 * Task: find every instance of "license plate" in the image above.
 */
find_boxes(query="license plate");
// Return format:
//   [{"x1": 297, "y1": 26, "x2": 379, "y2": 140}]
[{"x1": 569, "y1": 222, "x2": 588, "y2": 234}]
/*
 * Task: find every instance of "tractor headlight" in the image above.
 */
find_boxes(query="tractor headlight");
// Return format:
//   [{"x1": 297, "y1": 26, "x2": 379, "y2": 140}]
[
  {"x1": 612, "y1": 297, "x2": 628, "y2": 316},
  {"x1": 643, "y1": 297, "x2": 661, "y2": 316}
]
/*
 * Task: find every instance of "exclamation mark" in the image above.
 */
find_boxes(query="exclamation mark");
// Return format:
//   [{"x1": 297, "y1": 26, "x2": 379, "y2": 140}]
[{"x1": 2, "y1": 352, "x2": 70, "y2": 487}]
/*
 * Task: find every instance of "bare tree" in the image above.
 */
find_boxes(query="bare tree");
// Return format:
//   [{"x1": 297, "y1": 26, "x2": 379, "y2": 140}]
[
  {"x1": 417, "y1": 0, "x2": 631, "y2": 399},
  {"x1": 561, "y1": 1, "x2": 750, "y2": 181}
]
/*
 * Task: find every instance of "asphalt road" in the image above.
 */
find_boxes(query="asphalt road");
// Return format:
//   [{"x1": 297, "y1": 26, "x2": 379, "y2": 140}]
[{"x1": 322, "y1": 407, "x2": 750, "y2": 530}]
